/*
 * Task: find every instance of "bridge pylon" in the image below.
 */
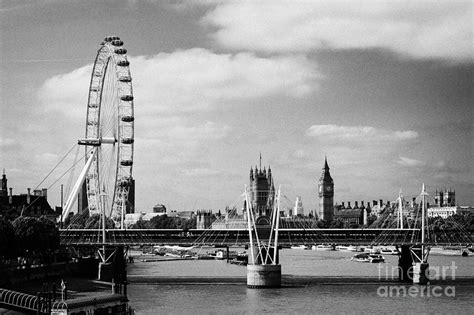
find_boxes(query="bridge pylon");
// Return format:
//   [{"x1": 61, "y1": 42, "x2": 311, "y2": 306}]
[
  {"x1": 398, "y1": 184, "x2": 431, "y2": 284},
  {"x1": 245, "y1": 185, "x2": 282, "y2": 288}
]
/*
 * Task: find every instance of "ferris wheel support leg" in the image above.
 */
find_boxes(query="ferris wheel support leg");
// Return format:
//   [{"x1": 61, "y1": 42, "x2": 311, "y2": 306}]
[{"x1": 61, "y1": 149, "x2": 96, "y2": 221}]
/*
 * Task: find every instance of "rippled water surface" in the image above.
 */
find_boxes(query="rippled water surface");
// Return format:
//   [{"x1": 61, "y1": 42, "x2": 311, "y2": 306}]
[{"x1": 127, "y1": 249, "x2": 474, "y2": 314}]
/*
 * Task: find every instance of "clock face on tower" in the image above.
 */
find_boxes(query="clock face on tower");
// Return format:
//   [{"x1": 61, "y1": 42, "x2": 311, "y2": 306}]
[{"x1": 326, "y1": 186, "x2": 332, "y2": 192}]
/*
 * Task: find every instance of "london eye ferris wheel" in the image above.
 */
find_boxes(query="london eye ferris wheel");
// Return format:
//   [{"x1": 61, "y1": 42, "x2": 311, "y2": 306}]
[{"x1": 78, "y1": 36, "x2": 134, "y2": 228}]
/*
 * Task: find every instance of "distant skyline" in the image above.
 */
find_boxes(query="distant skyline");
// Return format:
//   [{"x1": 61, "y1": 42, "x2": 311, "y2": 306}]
[{"x1": 1, "y1": 1, "x2": 473, "y2": 213}]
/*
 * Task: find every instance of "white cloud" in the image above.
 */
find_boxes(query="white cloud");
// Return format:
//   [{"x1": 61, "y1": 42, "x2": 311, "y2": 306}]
[
  {"x1": 397, "y1": 156, "x2": 426, "y2": 167},
  {"x1": 132, "y1": 49, "x2": 318, "y2": 113},
  {"x1": 38, "y1": 48, "x2": 319, "y2": 117},
  {"x1": 202, "y1": 0, "x2": 473, "y2": 61},
  {"x1": 38, "y1": 64, "x2": 91, "y2": 119},
  {"x1": 306, "y1": 124, "x2": 418, "y2": 142}
]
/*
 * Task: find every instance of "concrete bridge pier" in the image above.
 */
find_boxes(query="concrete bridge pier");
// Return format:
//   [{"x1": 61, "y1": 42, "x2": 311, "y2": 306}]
[
  {"x1": 398, "y1": 245, "x2": 430, "y2": 284},
  {"x1": 247, "y1": 264, "x2": 281, "y2": 288},
  {"x1": 98, "y1": 245, "x2": 127, "y2": 283},
  {"x1": 411, "y1": 247, "x2": 429, "y2": 285},
  {"x1": 247, "y1": 246, "x2": 281, "y2": 288},
  {"x1": 412, "y1": 262, "x2": 429, "y2": 284},
  {"x1": 398, "y1": 245, "x2": 412, "y2": 282}
]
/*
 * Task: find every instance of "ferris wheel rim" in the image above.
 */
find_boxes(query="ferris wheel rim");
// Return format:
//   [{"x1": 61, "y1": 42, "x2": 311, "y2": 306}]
[{"x1": 82, "y1": 36, "x2": 134, "y2": 227}]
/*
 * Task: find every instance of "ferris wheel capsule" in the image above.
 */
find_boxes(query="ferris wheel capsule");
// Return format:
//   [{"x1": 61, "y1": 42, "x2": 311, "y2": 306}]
[
  {"x1": 117, "y1": 60, "x2": 130, "y2": 67},
  {"x1": 114, "y1": 48, "x2": 127, "y2": 55},
  {"x1": 120, "y1": 95, "x2": 133, "y2": 101},
  {"x1": 111, "y1": 40, "x2": 124, "y2": 46},
  {"x1": 121, "y1": 116, "x2": 134, "y2": 122}
]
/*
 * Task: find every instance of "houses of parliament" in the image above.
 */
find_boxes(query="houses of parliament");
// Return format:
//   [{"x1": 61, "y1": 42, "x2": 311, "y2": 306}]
[{"x1": 241, "y1": 156, "x2": 335, "y2": 222}]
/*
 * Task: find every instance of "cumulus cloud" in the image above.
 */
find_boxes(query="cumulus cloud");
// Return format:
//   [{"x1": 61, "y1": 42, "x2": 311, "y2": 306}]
[
  {"x1": 397, "y1": 156, "x2": 426, "y2": 167},
  {"x1": 306, "y1": 124, "x2": 418, "y2": 142},
  {"x1": 38, "y1": 64, "x2": 91, "y2": 119},
  {"x1": 132, "y1": 48, "x2": 318, "y2": 113},
  {"x1": 201, "y1": 0, "x2": 473, "y2": 61},
  {"x1": 38, "y1": 48, "x2": 319, "y2": 117}
]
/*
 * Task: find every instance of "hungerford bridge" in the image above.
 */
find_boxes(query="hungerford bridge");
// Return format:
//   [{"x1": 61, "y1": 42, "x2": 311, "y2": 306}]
[
  {"x1": 55, "y1": 36, "x2": 471, "y2": 288},
  {"x1": 60, "y1": 184, "x2": 473, "y2": 288}
]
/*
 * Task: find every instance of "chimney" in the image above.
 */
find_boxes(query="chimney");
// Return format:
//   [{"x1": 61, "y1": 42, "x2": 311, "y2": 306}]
[
  {"x1": 27, "y1": 188, "x2": 31, "y2": 204},
  {"x1": 42, "y1": 188, "x2": 48, "y2": 200},
  {"x1": 379, "y1": 199, "x2": 383, "y2": 207},
  {"x1": 361, "y1": 201, "x2": 364, "y2": 207},
  {"x1": 373, "y1": 200, "x2": 377, "y2": 206},
  {"x1": 341, "y1": 201, "x2": 345, "y2": 208},
  {"x1": 348, "y1": 201, "x2": 352, "y2": 209},
  {"x1": 355, "y1": 201, "x2": 359, "y2": 208},
  {"x1": 9, "y1": 188, "x2": 12, "y2": 204},
  {"x1": 387, "y1": 200, "x2": 391, "y2": 206}
]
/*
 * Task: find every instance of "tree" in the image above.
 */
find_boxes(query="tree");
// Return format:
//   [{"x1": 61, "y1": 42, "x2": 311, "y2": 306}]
[
  {"x1": 84, "y1": 214, "x2": 115, "y2": 229},
  {"x1": 0, "y1": 216, "x2": 16, "y2": 259},
  {"x1": 148, "y1": 214, "x2": 177, "y2": 229},
  {"x1": 37, "y1": 216, "x2": 60, "y2": 254},
  {"x1": 13, "y1": 216, "x2": 42, "y2": 256},
  {"x1": 316, "y1": 219, "x2": 328, "y2": 228},
  {"x1": 12, "y1": 216, "x2": 60, "y2": 258},
  {"x1": 130, "y1": 218, "x2": 151, "y2": 229},
  {"x1": 64, "y1": 211, "x2": 89, "y2": 228},
  {"x1": 330, "y1": 218, "x2": 344, "y2": 228}
]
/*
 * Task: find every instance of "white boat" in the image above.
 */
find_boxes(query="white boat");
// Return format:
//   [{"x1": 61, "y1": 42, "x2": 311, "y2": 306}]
[
  {"x1": 210, "y1": 250, "x2": 225, "y2": 260},
  {"x1": 291, "y1": 245, "x2": 309, "y2": 250},
  {"x1": 312, "y1": 244, "x2": 334, "y2": 251},
  {"x1": 430, "y1": 247, "x2": 472, "y2": 257},
  {"x1": 336, "y1": 245, "x2": 358, "y2": 252},
  {"x1": 164, "y1": 252, "x2": 182, "y2": 258},
  {"x1": 380, "y1": 247, "x2": 399, "y2": 255},
  {"x1": 352, "y1": 253, "x2": 385, "y2": 263}
]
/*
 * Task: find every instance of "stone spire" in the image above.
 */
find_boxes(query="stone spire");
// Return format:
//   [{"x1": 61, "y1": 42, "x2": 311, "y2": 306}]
[{"x1": 1, "y1": 168, "x2": 7, "y2": 197}]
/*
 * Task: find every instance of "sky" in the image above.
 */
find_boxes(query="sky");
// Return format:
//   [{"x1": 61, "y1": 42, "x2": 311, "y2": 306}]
[{"x1": 0, "y1": 0, "x2": 473, "y2": 214}]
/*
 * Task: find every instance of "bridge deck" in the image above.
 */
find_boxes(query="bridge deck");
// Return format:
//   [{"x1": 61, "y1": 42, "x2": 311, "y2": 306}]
[{"x1": 59, "y1": 228, "x2": 473, "y2": 247}]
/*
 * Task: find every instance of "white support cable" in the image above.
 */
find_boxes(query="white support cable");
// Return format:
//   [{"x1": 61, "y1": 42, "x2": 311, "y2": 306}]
[
  {"x1": 398, "y1": 189, "x2": 403, "y2": 229},
  {"x1": 273, "y1": 186, "x2": 281, "y2": 264},
  {"x1": 249, "y1": 198, "x2": 265, "y2": 264},
  {"x1": 244, "y1": 186, "x2": 256, "y2": 265},
  {"x1": 264, "y1": 188, "x2": 279, "y2": 264}
]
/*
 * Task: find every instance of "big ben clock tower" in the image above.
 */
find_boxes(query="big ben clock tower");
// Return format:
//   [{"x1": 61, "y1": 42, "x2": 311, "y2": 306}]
[{"x1": 318, "y1": 157, "x2": 334, "y2": 222}]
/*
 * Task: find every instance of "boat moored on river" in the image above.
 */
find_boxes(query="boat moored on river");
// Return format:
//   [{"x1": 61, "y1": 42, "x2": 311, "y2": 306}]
[
  {"x1": 312, "y1": 244, "x2": 334, "y2": 251},
  {"x1": 291, "y1": 245, "x2": 309, "y2": 250},
  {"x1": 351, "y1": 253, "x2": 385, "y2": 263},
  {"x1": 336, "y1": 245, "x2": 359, "y2": 252}
]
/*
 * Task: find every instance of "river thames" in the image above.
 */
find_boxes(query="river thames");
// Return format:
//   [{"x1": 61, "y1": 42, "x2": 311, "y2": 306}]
[{"x1": 126, "y1": 249, "x2": 474, "y2": 314}]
